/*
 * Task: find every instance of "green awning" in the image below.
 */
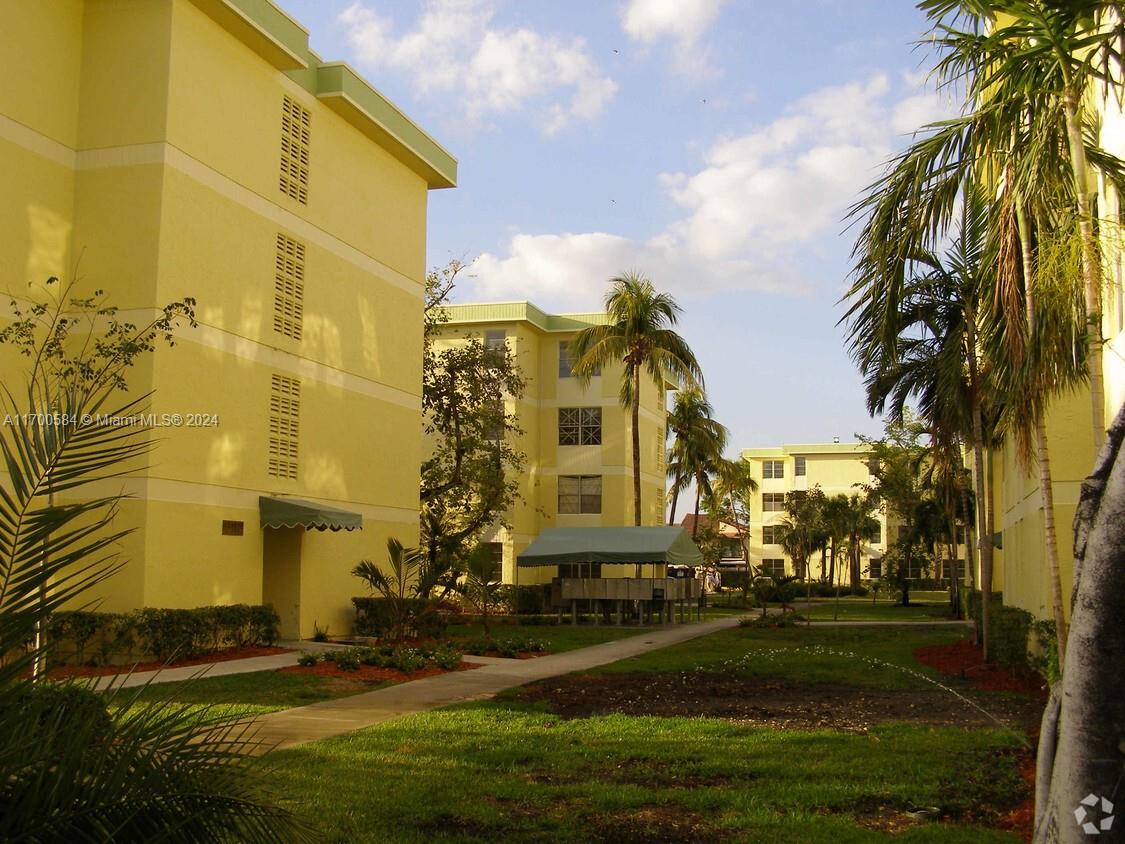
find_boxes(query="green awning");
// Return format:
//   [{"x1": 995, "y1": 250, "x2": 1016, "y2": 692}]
[
  {"x1": 517, "y1": 527, "x2": 703, "y2": 567},
  {"x1": 259, "y1": 496, "x2": 362, "y2": 532}
]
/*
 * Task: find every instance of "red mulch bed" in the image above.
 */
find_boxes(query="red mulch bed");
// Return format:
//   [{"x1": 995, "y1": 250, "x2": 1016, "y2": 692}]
[
  {"x1": 280, "y1": 660, "x2": 482, "y2": 683},
  {"x1": 914, "y1": 638, "x2": 1047, "y2": 697},
  {"x1": 996, "y1": 753, "x2": 1037, "y2": 842},
  {"x1": 41, "y1": 646, "x2": 292, "y2": 679}
]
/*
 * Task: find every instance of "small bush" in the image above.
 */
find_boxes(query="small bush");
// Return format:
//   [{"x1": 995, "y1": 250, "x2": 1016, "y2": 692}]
[
  {"x1": 431, "y1": 645, "x2": 462, "y2": 670},
  {"x1": 1029, "y1": 620, "x2": 1060, "y2": 685},
  {"x1": 333, "y1": 649, "x2": 361, "y2": 671},
  {"x1": 740, "y1": 613, "x2": 806, "y2": 629},
  {"x1": 991, "y1": 605, "x2": 1033, "y2": 672},
  {"x1": 391, "y1": 647, "x2": 427, "y2": 673},
  {"x1": 501, "y1": 585, "x2": 550, "y2": 615},
  {"x1": 296, "y1": 652, "x2": 319, "y2": 667}
]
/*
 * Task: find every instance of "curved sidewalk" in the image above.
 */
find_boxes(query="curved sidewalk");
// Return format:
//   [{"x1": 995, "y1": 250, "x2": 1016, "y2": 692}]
[{"x1": 250, "y1": 615, "x2": 748, "y2": 752}]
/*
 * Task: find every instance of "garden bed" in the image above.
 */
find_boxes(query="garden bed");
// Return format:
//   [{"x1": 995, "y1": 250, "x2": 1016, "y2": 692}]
[
  {"x1": 38, "y1": 645, "x2": 292, "y2": 679},
  {"x1": 913, "y1": 638, "x2": 1047, "y2": 697},
  {"x1": 281, "y1": 660, "x2": 481, "y2": 683}
]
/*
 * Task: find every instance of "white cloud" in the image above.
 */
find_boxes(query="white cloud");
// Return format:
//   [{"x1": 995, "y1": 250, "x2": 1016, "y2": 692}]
[
  {"x1": 338, "y1": 1, "x2": 616, "y2": 134},
  {"x1": 466, "y1": 73, "x2": 955, "y2": 311},
  {"x1": 621, "y1": 0, "x2": 727, "y2": 75}
]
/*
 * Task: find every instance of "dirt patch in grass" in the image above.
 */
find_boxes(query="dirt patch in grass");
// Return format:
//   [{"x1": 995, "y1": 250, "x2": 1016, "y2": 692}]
[
  {"x1": 279, "y1": 660, "x2": 481, "y2": 683},
  {"x1": 914, "y1": 638, "x2": 1047, "y2": 697},
  {"x1": 517, "y1": 672, "x2": 1044, "y2": 733},
  {"x1": 584, "y1": 804, "x2": 731, "y2": 843},
  {"x1": 44, "y1": 646, "x2": 292, "y2": 679}
]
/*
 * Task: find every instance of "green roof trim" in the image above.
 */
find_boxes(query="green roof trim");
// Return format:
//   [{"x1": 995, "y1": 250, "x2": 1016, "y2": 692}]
[
  {"x1": 438, "y1": 302, "x2": 609, "y2": 333},
  {"x1": 260, "y1": 496, "x2": 362, "y2": 532},
  {"x1": 315, "y1": 64, "x2": 457, "y2": 189},
  {"x1": 190, "y1": 0, "x2": 456, "y2": 189},
  {"x1": 517, "y1": 527, "x2": 703, "y2": 567}
]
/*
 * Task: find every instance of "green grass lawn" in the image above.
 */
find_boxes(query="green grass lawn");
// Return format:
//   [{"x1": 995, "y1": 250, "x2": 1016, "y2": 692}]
[
  {"x1": 798, "y1": 599, "x2": 957, "y2": 623},
  {"x1": 106, "y1": 670, "x2": 378, "y2": 717},
  {"x1": 269, "y1": 700, "x2": 1025, "y2": 843},
  {"x1": 590, "y1": 624, "x2": 966, "y2": 690},
  {"x1": 264, "y1": 624, "x2": 1033, "y2": 842},
  {"x1": 446, "y1": 621, "x2": 654, "y2": 652}
]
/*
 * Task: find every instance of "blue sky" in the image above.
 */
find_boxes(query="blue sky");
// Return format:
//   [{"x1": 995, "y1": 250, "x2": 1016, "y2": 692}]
[{"x1": 276, "y1": 0, "x2": 951, "y2": 453}]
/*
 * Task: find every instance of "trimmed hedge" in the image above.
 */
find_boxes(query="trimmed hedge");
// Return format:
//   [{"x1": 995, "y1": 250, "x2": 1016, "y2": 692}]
[
  {"x1": 351, "y1": 597, "x2": 452, "y2": 639},
  {"x1": 47, "y1": 604, "x2": 280, "y2": 665},
  {"x1": 964, "y1": 590, "x2": 1036, "y2": 674},
  {"x1": 501, "y1": 585, "x2": 550, "y2": 615}
]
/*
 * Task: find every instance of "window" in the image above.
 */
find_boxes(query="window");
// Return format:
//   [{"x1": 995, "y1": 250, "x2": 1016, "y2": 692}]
[
  {"x1": 484, "y1": 396, "x2": 504, "y2": 442},
  {"x1": 868, "y1": 559, "x2": 882, "y2": 579},
  {"x1": 761, "y1": 558, "x2": 786, "y2": 577},
  {"x1": 941, "y1": 559, "x2": 966, "y2": 581},
  {"x1": 794, "y1": 456, "x2": 806, "y2": 477},
  {"x1": 280, "y1": 95, "x2": 310, "y2": 204},
  {"x1": 558, "y1": 475, "x2": 602, "y2": 514},
  {"x1": 762, "y1": 492, "x2": 785, "y2": 512},
  {"x1": 761, "y1": 524, "x2": 781, "y2": 544},
  {"x1": 273, "y1": 233, "x2": 304, "y2": 339},
  {"x1": 482, "y1": 542, "x2": 504, "y2": 567},
  {"x1": 268, "y1": 374, "x2": 300, "y2": 479},
  {"x1": 762, "y1": 459, "x2": 784, "y2": 479},
  {"x1": 559, "y1": 407, "x2": 602, "y2": 445},
  {"x1": 484, "y1": 329, "x2": 506, "y2": 364},
  {"x1": 559, "y1": 340, "x2": 599, "y2": 377},
  {"x1": 867, "y1": 523, "x2": 881, "y2": 544}
]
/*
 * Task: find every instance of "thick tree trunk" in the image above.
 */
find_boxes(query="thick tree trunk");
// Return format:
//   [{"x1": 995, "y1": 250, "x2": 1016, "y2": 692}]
[
  {"x1": 1034, "y1": 403, "x2": 1125, "y2": 843},
  {"x1": 1063, "y1": 91, "x2": 1107, "y2": 453}
]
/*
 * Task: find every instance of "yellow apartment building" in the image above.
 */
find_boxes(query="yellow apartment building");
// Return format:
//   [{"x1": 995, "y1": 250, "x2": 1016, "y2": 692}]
[
  {"x1": 0, "y1": 0, "x2": 456, "y2": 638},
  {"x1": 740, "y1": 442, "x2": 900, "y2": 580},
  {"x1": 433, "y1": 302, "x2": 669, "y2": 584}
]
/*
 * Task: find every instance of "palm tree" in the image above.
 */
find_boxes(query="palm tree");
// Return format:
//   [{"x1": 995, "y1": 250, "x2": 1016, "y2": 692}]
[
  {"x1": 845, "y1": 190, "x2": 997, "y2": 642},
  {"x1": 665, "y1": 387, "x2": 728, "y2": 527},
  {"x1": 837, "y1": 493, "x2": 880, "y2": 594},
  {"x1": 922, "y1": 0, "x2": 1125, "y2": 450},
  {"x1": 709, "y1": 457, "x2": 760, "y2": 570},
  {"x1": 353, "y1": 538, "x2": 424, "y2": 642},
  {"x1": 571, "y1": 272, "x2": 703, "y2": 526}
]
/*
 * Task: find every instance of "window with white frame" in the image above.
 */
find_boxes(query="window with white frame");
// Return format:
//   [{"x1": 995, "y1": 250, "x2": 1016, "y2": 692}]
[
  {"x1": 558, "y1": 475, "x2": 602, "y2": 514},
  {"x1": 761, "y1": 558, "x2": 786, "y2": 577},
  {"x1": 762, "y1": 459, "x2": 784, "y2": 479},
  {"x1": 794, "y1": 456, "x2": 806, "y2": 476},
  {"x1": 762, "y1": 492, "x2": 785, "y2": 512},
  {"x1": 762, "y1": 524, "x2": 781, "y2": 544}
]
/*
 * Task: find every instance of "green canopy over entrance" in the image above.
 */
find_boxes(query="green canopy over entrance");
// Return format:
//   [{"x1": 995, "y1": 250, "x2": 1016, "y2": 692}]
[
  {"x1": 259, "y1": 496, "x2": 362, "y2": 532},
  {"x1": 517, "y1": 526, "x2": 703, "y2": 567}
]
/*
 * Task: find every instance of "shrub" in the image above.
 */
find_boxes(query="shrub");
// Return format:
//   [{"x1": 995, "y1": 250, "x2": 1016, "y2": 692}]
[
  {"x1": 296, "y1": 652, "x2": 319, "y2": 667},
  {"x1": 431, "y1": 645, "x2": 462, "y2": 671},
  {"x1": 1029, "y1": 620, "x2": 1060, "y2": 686},
  {"x1": 333, "y1": 649, "x2": 361, "y2": 671},
  {"x1": 17, "y1": 683, "x2": 113, "y2": 740},
  {"x1": 458, "y1": 635, "x2": 494, "y2": 656},
  {"x1": 991, "y1": 605, "x2": 1033, "y2": 672},
  {"x1": 502, "y1": 584, "x2": 550, "y2": 615},
  {"x1": 740, "y1": 613, "x2": 806, "y2": 629},
  {"x1": 46, "y1": 605, "x2": 281, "y2": 666},
  {"x1": 391, "y1": 647, "x2": 427, "y2": 673}
]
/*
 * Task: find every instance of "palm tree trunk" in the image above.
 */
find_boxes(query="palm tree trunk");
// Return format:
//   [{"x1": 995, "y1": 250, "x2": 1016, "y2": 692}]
[
  {"x1": 1063, "y1": 89, "x2": 1107, "y2": 452},
  {"x1": 631, "y1": 361, "x2": 642, "y2": 527},
  {"x1": 668, "y1": 472, "x2": 682, "y2": 525},
  {"x1": 1019, "y1": 198, "x2": 1068, "y2": 673},
  {"x1": 692, "y1": 481, "x2": 702, "y2": 539},
  {"x1": 967, "y1": 313, "x2": 993, "y2": 657}
]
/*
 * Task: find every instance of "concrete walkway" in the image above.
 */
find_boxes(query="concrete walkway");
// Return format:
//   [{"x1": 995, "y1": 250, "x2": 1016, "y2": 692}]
[
  {"x1": 250, "y1": 614, "x2": 749, "y2": 752},
  {"x1": 88, "y1": 640, "x2": 346, "y2": 691}
]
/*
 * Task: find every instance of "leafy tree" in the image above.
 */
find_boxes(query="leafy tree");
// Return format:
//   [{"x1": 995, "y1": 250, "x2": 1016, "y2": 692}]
[
  {"x1": 0, "y1": 278, "x2": 309, "y2": 841},
  {"x1": 571, "y1": 272, "x2": 703, "y2": 527},
  {"x1": 420, "y1": 262, "x2": 527, "y2": 577},
  {"x1": 860, "y1": 415, "x2": 933, "y2": 606}
]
